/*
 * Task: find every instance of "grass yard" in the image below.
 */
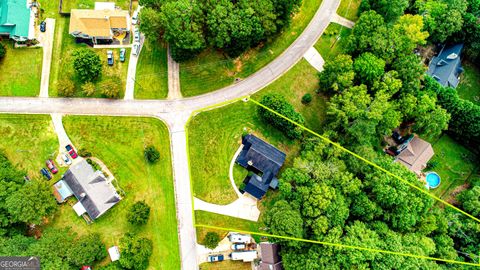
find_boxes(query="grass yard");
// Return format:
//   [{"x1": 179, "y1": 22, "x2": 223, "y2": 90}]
[
  {"x1": 0, "y1": 115, "x2": 58, "y2": 179},
  {"x1": 188, "y1": 101, "x2": 300, "y2": 205},
  {"x1": 314, "y1": 23, "x2": 352, "y2": 61},
  {"x1": 49, "y1": 15, "x2": 130, "y2": 98},
  {"x1": 135, "y1": 41, "x2": 169, "y2": 99},
  {"x1": 51, "y1": 116, "x2": 179, "y2": 269},
  {"x1": 457, "y1": 61, "x2": 480, "y2": 105},
  {"x1": 179, "y1": 0, "x2": 322, "y2": 97},
  {"x1": 199, "y1": 260, "x2": 252, "y2": 270},
  {"x1": 429, "y1": 135, "x2": 478, "y2": 199},
  {"x1": 252, "y1": 59, "x2": 327, "y2": 133},
  {"x1": 60, "y1": 0, "x2": 130, "y2": 13},
  {"x1": 337, "y1": 0, "x2": 361, "y2": 21},
  {"x1": 0, "y1": 42, "x2": 43, "y2": 96}
]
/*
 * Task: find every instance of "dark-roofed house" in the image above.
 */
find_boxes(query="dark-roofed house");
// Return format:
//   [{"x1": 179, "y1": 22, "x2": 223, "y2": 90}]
[
  {"x1": 427, "y1": 43, "x2": 464, "y2": 88},
  {"x1": 236, "y1": 134, "x2": 286, "y2": 200},
  {"x1": 257, "y1": 243, "x2": 283, "y2": 270},
  {"x1": 62, "y1": 159, "x2": 121, "y2": 221},
  {"x1": 396, "y1": 136, "x2": 434, "y2": 175}
]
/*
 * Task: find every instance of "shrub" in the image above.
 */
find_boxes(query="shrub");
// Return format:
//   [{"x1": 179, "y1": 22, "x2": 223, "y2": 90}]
[
  {"x1": 72, "y1": 48, "x2": 102, "y2": 82},
  {"x1": 58, "y1": 79, "x2": 76, "y2": 97},
  {"x1": 78, "y1": 148, "x2": 92, "y2": 157},
  {"x1": 203, "y1": 232, "x2": 221, "y2": 249},
  {"x1": 100, "y1": 77, "x2": 122, "y2": 98},
  {"x1": 0, "y1": 43, "x2": 6, "y2": 59},
  {"x1": 81, "y1": 82, "x2": 96, "y2": 96},
  {"x1": 302, "y1": 93, "x2": 312, "y2": 104},
  {"x1": 127, "y1": 201, "x2": 151, "y2": 225},
  {"x1": 144, "y1": 146, "x2": 160, "y2": 163},
  {"x1": 258, "y1": 94, "x2": 305, "y2": 139}
]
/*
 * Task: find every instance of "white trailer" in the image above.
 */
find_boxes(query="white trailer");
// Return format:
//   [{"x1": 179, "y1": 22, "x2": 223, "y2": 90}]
[
  {"x1": 229, "y1": 233, "x2": 251, "y2": 243},
  {"x1": 230, "y1": 251, "x2": 258, "y2": 262}
]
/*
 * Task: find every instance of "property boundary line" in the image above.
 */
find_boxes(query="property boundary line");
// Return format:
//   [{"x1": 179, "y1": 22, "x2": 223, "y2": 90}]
[
  {"x1": 195, "y1": 224, "x2": 480, "y2": 267},
  {"x1": 248, "y1": 97, "x2": 480, "y2": 224}
]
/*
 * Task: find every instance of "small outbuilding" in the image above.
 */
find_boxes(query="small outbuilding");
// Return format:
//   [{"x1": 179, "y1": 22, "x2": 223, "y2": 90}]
[
  {"x1": 229, "y1": 233, "x2": 251, "y2": 244},
  {"x1": 427, "y1": 43, "x2": 464, "y2": 88},
  {"x1": 236, "y1": 134, "x2": 286, "y2": 200},
  {"x1": 257, "y1": 243, "x2": 283, "y2": 270},
  {"x1": 108, "y1": 246, "x2": 120, "y2": 262}
]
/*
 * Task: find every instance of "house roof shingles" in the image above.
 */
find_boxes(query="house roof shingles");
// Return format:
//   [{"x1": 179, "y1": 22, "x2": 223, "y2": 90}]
[
  {"x1": 427, "y1": 44, "x2": 464, "y2": 88},
  {"x1": 69, "y1": 9, "x2": 129, "y2": 38},
  {"x1": 259, "y1": 243, "x2": 283, "y2": 270},
  {"x1": 396, "y1": 136, "x2": 434, "y2": 174},
  {"x1": 0, "y1": 0, "x2": 32, "y2": 39},
  {"x1": 62, "y1": 160, "x2": 120, "y2": 220}
]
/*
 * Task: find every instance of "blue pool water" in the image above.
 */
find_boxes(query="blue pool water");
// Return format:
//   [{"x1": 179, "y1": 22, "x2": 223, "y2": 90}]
[{"x1": 426, "y1": 172, "x2": 441, "y2": 189}]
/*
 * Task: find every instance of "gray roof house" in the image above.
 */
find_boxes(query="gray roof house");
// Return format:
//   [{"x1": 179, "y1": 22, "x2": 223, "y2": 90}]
[
  {"x1": 62, "y1": 159, "x2": 121, "y2": 220},
  {"x1": 236, "y1": 134, "x2": 286, "y2": 200},
  {"x1": 257, "y1": 243, "x2": 283, "y2": 270},
  {"x1": 427, "y1": 43, "x2": 464, "y2": 88}
]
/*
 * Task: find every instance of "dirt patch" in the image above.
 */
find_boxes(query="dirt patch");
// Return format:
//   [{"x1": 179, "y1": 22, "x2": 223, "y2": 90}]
[{"x1": 445, "y1": 183, "x2": 471, "y2": 205}]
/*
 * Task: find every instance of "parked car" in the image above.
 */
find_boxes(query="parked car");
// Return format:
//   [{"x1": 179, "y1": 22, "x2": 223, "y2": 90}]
[
  {"x1": 120, "y1": 48, "x2": 126, "y2": 62},
  {"x1": 61, "y1": 153, "x2": 72, "y2": 165},
  {"x1": 40, "y1": 168, "x2": 52, "y2": 180},
  {"x1": 40, "y1": 21, "x2": 46, "y2": 32},
  {"x1": 231, "y1": 244, "x2": 246, "y2": 250},
  {"x1": 132, "y1": 10, "x2": 139, "y2": 25},
  {"x1": 65, "y1": 144, "x2": 78, "y2": 159},
  {"x1": 207, "y1": 254, "x2": 224, "y2": 262},
  {"x1": 132, "y1": 43, "x2": 140, "y2": 56},
  {"x1": 46, "y1": 159, "x2": 58, "y2": 174},
  {"x1": 134, "y1": 28, "x2": 140, "y2": 43},
  {"x1": 107, "y1": 50, "x2": 114, "y2": 66}
]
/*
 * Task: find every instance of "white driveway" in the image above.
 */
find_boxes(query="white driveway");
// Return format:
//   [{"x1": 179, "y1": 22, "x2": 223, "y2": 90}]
[
  {"x1": 39, "y1": 18, "x2": 55, "y2": 98},
  {"x1": 194, "y1": 195, "x2": 260, "y2": 222},
  {"x1": 303, "y1": 47, "x2": 325, "y2": 72},
  {"x1": 124, "y1": 31, "x2": 144, "y2": 100},
  {"x1": 331, "y1": 13, "x2": 355, "y2": 28}
]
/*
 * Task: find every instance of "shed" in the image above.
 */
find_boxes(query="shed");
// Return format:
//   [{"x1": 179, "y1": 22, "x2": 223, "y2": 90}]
[
  {"x1": 52, "y1": 180, "x2": 74, "y2": 203},
  {"x1": 231, "y1": 251, "x2": 258, "y2": 262},
  {"x1": 108, "y1": 246, "x2": 120, "y2": 261},
  {"x1": 259, "y1": 243, "x2": 283, "y2": 270},
  {"x1": 229, "y1": 233, "x2": 251, "y2": 243},
  {"x1": 427, "y1": 44, "x2": 464, "y2": 88}
]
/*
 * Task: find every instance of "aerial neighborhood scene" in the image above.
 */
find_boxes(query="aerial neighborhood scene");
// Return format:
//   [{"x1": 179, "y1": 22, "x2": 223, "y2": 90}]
[{"x1": 0, "y1": 0, "x2": 479, "y2": 269}]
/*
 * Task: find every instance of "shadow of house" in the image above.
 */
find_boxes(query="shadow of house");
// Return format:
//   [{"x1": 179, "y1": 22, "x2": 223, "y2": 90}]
[
  {"x1": 427, "y1": 43, "x2": 464, "y2": 88},
  {"x1": 54, "y1": 159, "x2": 121, "y2": 222},
  {"x1": 235, "y1": 134, "x2": 286, "y2": 200}
]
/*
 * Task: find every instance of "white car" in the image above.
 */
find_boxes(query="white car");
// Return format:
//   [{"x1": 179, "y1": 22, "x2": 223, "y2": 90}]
[
  {"x1": 132, "y1": 10, "x2": 139, "y2": 25},
  {"x1": 61, "y1": 153, "x2": 72, "y2": 165},
  {"x1": 132, "y1": 42, "x2": 140, "y2": 56},
  {"x1": 134, "y1": 28, "x2": 140, "y2": 43}
]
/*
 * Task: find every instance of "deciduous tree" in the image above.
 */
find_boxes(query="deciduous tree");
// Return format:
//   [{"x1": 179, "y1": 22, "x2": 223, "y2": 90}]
[{"x1": 72, "y1": 48, "x2": 102, "y2": 82}]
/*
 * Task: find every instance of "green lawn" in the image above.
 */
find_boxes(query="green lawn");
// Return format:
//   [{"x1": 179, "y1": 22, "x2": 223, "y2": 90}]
[
  {"x1": 337, "y1": 0, "x2": 361, "y2": 21},
  {"x1": 51, "y1": 116, "x2": 180, "y2": 269},
  {"x1": 429, "y1": 135, "x2": 478, "y2": 199},
  {"x1": 0, "y1": 115, "x2": 58, "y2": 179},
  {"x1": 199, "y1": 260, "x2": 252, "y2": 270},
  {"x1": 135, "y1": 41, "x2": 169, "y2": 99},
  {"x1": 188, "y1": 101, "x2": 300, "y2": 205},
  {"x1": 60, "y1": 0, "x2": 130, "y2": 13},
  {"x1": 49, "y1": 6, "x2": 130, "y2": 97},
  {"x1": 179, "y1": 0, "x2": 322, "y2": 97},
  {"x1": 0, "y1": 42, "x2": 43, "y2": 96},
  {"x1": 457, "y1": 61, "x2": 480, "y2": 105},
  {"x1": 252, "y1": 59, "x2": 327, "y2": 133},
  {"x1": 314, "y1": 23, "x2": 352, "y2": 61}
]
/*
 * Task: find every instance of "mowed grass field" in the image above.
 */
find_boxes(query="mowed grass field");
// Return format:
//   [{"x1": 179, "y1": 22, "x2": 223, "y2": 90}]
[
  {"x1": 60, "y1": 0, "x2": 130, "y2": 12},
  {"x1": 199, "y1": 260, "x2": 252, "y2": 270},
  {"x1": 337, "y1": 0, "x2": 361, "y2": 21},
  {"x1": 314, "y1": 23, "x2": 352, "y2": 60},
  {"x1": 179, "y1": 0, "x2": 322, "y2": 97},
  {"x1": 51, "y1": 116, "x2": 180, "y2": 269},
  {"x1": 135, "y1": 41, "x2": 169, "y2": 99},
  {"x1": 429, "y1": 135, "x2": 478, "y2": 199},
  {"x1": 457, "y1": 61, "x2": 480, "y2": 105},
  {"x1": 0, "y1": 42, "x2": 42, "y2": 96}
]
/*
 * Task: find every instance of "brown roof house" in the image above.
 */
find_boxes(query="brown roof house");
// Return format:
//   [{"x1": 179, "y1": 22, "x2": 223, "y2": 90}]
[
  {"x1": 256, "y1": 243, "x2": 283, "y2": 270},
  {"x1": 69, "y1": 2, "x2": 130, "y2": 45},
  {"x1": 395, "y1": 136, "x2": 434, "y2": 174}
]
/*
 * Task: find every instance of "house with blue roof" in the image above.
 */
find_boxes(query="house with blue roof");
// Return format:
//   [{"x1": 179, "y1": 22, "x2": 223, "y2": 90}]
[
  {"x1": 236, "y1": 134, "x2": 286, "y2": 200},
  {"x1": 0, "y1": 0, "x2": 35, "y2": 42},
  {"x1": 427, "y1": 43, "x2": 464, "y2": 88}
]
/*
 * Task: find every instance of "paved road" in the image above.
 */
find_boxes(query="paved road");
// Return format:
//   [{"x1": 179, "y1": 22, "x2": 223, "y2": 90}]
[
  {"x1": 39, "y1": 18, "x2": 55, "y2": 98},
  {"x1": 0, "y1": 0, "x2": 340, "y2": 269}
]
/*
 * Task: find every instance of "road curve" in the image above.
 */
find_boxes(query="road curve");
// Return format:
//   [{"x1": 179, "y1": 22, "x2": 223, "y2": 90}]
[{"x1": 0, "y1": 0, "x2": 340, "y2": 269}]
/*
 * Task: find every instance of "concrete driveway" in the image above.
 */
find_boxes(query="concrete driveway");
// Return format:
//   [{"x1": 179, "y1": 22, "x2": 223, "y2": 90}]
[{"x1": 39, "y1": 18, "x2": 55, "y2": 98}]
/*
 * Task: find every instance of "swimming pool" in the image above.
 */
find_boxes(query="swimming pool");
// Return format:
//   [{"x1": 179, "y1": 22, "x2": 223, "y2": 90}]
[{"x1": 426, "y1": 172, "x2": 441, "y2": 189}]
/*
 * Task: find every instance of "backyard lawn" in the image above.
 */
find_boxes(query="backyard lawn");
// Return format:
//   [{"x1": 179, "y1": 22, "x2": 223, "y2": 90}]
[
  {"x1": 429, "y1": 135, "x2": 478, "y2": 199},
  {"x1": 337, "y1": 0, "x2": 361, "y2": 21},
  {"x1": 135, "y1": 41, "x2": 169, "y2": 99},
  {"x1": 49, "y1": 6, "x2": 130, "y2": 97},
  {"x1": 0, "y1": 42, "x2": 43, "y2": 96},
  {"x1": 188, "y1": 101, "x2": 300, "y2": 205},
  {"x1": 60, "y1": 0, "x2": 130, "y2": 13},
  {"x1": 457, "y1": 61, "x2": 480, "y2": 105},
  {"x1": 179, "y1": 0, "x2": 322, "y2": 97},
  {"x1": 199, "y1": 260, "x2": 252, "y2": 270},
  {"x1": 314, "y1": 23, "x2": 352, "y2": 61},
  {"x1": 51, "y1": 116, "x2": 179, "y2": 269},
  {"x1": 252, "y1": 59, "x2": 327, "y2": 133}
]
